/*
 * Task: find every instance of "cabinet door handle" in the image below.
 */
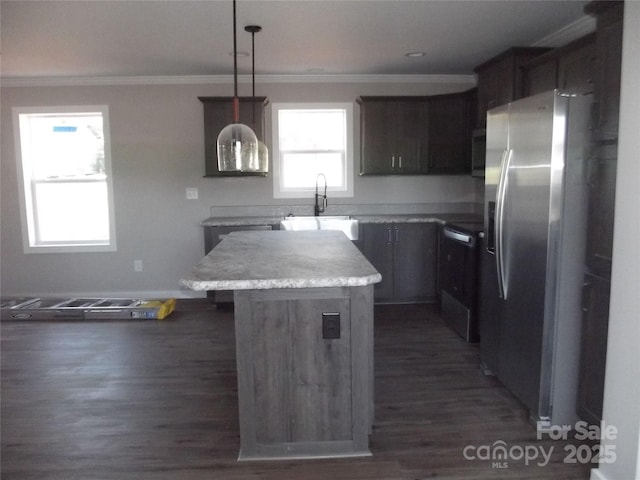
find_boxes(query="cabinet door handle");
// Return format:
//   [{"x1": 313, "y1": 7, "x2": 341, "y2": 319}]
[
  {"x1": 581, "y1": 281, "x2": 593, "y2": 313},
  {"x1": 399, "y1": 156, "x2": 403, "y2": 169},
  {"x1": 391, "y1": 155, "x2": 396, "y2": 169},
  {"x1": 394, "y1": 227, "x2": 399, "y2": 244},
  {"x1": 586, "y1": 157, "x2": 599, "y2": 188},
  {"x1": 387, "y1": 227, "x2": 393, "y2": 244}
]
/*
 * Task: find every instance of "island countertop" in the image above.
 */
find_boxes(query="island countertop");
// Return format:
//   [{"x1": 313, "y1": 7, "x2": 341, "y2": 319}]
[{"x1": 180, "y1": 230, "x2": 382, "y2": 291}]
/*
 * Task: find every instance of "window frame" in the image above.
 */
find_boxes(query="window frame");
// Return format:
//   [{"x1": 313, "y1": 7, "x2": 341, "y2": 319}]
[
  {"x1": 271, "y1": 102, "x2": 354, "y2": 199},
  {"x1": 13, "y1": 105, "x2": 117, "y2": 253}
]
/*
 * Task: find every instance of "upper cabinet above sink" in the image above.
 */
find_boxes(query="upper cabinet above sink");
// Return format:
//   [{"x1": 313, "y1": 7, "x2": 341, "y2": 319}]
[{"x1": 357, "y1": 97, "x2": 428, "y2": 175}]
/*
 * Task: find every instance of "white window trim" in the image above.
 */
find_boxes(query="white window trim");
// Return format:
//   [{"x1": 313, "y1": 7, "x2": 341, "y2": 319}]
[
  {"x1": 271, "y1": 102, "x2": 354, "y2": 199},
  {"x1": 13, "y1": 105, "x2": 117, "y2": 253}
]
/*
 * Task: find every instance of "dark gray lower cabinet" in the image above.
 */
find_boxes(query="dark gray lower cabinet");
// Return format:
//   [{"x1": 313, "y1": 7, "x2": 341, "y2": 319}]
[
  {"x1": 361, "y1": 223, "x2": 394, "y2": 300},
  {"x1": 361, "y1": 223, "x2": 437, "y2": 303},
  {"x1": 577, "y1": 273, "x2": 611, "y2": 425},
  {"x1": 586, "y1": 143, "x2": 617, "y2": 278},
  {"x1": 204, "y1": 225, "x2": 273, "y2": 254}
]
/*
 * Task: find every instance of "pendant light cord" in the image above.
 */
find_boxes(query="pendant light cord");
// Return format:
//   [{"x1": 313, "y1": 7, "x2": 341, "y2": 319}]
[
  {"x1": 232, "y1": 0, "x2": 239, "y2": 122},
  {"x1": 245, "y1": 25, "x2": 262, "y2": 129},
  {"x1": 251, "y1": 29, "x2": 256, "y2": 127}
]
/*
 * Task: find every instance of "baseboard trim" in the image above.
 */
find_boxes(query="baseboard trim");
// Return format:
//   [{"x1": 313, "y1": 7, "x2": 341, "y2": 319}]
[
  {"x1": 590, "y1": 468, "x2": 609, "y2": 480},
  {"x1": 0, "y1": 290, "x2": 206, "y2": 300}
]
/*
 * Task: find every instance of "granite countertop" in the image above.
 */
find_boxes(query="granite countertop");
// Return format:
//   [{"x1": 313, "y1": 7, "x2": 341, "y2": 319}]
[
  {"x1": 200, "y1": 216, "x2": 285, "y2": 227},
  {"x1": 353, "y1": 213, "x2": 482, "y2": 225},
  {"x1": 201, "y1": 213, "x2": 483, "y2": 228},
  {"x1": 180, "y1": 230, "x2": 382, "y2": 291}
]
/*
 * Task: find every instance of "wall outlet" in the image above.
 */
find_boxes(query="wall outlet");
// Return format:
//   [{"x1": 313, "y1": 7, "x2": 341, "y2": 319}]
[
  {"x1": 134, "y1": 260, "x2": 143, "y2": 272},
  {"x1": 322, "y1": 312, "x2": 341, "y2": 339},
  {"x1": 186, "y1": 187, "x2": 198, "y2": 200}
]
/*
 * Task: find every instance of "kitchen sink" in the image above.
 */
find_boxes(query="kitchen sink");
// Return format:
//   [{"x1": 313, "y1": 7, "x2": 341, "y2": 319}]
[{"x1": 279, "y1": 216, "x2": 359, "y2": 241}]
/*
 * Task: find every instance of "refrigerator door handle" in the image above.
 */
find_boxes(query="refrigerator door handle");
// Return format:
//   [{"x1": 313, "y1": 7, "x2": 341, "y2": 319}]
[{"x1": 495, "y1": 148, "x2": 512, "y2": 299}]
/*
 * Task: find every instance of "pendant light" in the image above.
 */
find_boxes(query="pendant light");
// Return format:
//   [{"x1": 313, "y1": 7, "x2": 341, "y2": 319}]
[
  {"x1": 217, "y1": 0, "x2": 259, "y2": 173},
  {"x1": 245, "y1": 24, "x2": 269, "y2": 173}
]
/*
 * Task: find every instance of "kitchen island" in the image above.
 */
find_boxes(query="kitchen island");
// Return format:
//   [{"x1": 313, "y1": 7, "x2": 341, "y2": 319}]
[{"x1": 180, "y1": 230, "x2": 381, "y2": 460}]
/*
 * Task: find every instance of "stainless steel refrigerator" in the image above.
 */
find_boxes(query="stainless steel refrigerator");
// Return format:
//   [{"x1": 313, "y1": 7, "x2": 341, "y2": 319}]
[{"x1": 481, "y1": 89, "x2": 592, "y2": 429}]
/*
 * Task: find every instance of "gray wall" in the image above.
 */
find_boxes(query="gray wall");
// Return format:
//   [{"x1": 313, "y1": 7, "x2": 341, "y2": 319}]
[
  {"x1": 0, "y1": 79, "x2": 482, "y2": 298},
  {"x1": 592, "y1": 3, "x2": 640, "y2": 480}
]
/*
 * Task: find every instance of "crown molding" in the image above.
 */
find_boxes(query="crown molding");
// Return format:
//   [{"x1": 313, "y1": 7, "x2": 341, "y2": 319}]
[
  {"x1": 1, "y1": 73, "x2": 476, "y2": 88},
  {"x1": 531, "y1": 15, "x2": 596, "y2": 48},
  {"x1": 0, "y1": 14, "x2": 596, "y2": 89}
]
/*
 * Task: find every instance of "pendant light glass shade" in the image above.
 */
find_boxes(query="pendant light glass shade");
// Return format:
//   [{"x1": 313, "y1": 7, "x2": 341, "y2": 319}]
[
  {"x1": 217, "y1": 0, "x2": 260, "y2": 173},
  {"x1": 257, "y1": 140, "x2": 269, "y2": 173},
  {"x1": 217, "y1": 121, "x2": 260, "y2": 172}
]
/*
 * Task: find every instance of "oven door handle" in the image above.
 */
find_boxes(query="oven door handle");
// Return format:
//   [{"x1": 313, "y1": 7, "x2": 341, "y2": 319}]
[{"x1": 443, "y1": 228, "x2": 473, "y2": 245}]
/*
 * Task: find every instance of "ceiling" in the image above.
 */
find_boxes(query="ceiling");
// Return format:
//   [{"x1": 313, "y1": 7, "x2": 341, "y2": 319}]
[{"x1": 1, "y1": 0, "x2": 592, "y2": 81}]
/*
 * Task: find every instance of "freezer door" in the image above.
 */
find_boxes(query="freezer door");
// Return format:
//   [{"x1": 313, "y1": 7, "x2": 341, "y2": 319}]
[
  {"x1": 484, "y1": 104, "x2": 509, "y2": 253},
  {"x1": 479, "y1": 244, "x2": 502, "y2": 375},
  {"x1": 481, "y1": 104, "x2": 509, "y2": 375}
]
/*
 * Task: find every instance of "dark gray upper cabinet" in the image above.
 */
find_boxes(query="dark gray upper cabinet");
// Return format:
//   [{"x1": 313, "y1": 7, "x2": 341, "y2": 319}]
[
  {"x1": 358, "y1": 93, "x2": 473, "y2": 175},
  {"x1": 473, "y1": 47, "x2": 550, "y2": 129},
  {"x1": 558, "y1": 35, "x2": 597, "y2": 91},
  {"x1": 523, "y1": 33, "x2": 596, "y2": 97},
  {"x1": 581, "y1": 1, "x2": 623, "y2": 276},
  {"x1": 199, "y1": 96, "x2": 268, "y2": 177},
  {"x1": 426, "y1": 92, "x2": 473, "y2": 174},
  {"x1": 357, "y1": 97, "x2": 428, "y2": 175},
  {"x1": 523, "y1": 60, "x2": 558, "y2": 97},
  {"x1": 585, "y1": 1, "x2": 624, "y2": 142}
]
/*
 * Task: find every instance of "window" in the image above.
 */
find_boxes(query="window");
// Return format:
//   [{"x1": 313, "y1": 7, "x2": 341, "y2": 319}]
[
  {"x1": 13, "y1": 106, "x2": 116, "y2": 253},
  {"x1": 272, "y1": 103, "x2": 354, "y2": 199}
]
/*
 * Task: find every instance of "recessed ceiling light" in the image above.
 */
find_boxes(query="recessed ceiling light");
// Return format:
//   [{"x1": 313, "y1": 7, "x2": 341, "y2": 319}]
[{"x1": 405, "y1": 52, "x2": 426, "y2": 58}]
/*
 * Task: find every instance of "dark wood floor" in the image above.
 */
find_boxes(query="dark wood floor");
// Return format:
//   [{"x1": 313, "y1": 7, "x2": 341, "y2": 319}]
[{"x1": 1, "y1": 300, "x2": 595, "y2": 479}]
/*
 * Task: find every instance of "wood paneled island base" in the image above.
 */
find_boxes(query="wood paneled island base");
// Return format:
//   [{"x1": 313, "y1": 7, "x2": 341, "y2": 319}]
[
  {"x1": 234, "y1": 286, "x2": 374, "y2": 460},
  {"x1": 180, "y1": 230, "x2": 381, "y2": 460}
]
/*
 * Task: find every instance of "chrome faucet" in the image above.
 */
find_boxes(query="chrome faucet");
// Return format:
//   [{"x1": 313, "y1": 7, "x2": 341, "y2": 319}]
[{"x1": 314, "y1": 173, "x2": 327, "y2": 216}]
